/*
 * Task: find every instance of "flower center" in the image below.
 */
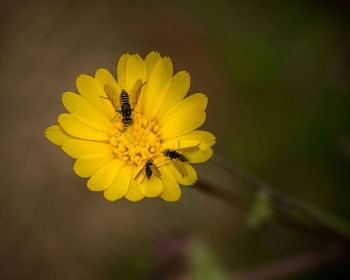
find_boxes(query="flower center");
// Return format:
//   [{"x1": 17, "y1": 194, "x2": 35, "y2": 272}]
[{"x1": 109, "y1": 113, "x2": 161, "y2": 166}]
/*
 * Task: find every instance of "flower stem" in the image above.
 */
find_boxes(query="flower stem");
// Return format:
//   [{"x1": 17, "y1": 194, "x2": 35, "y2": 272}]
[
  {"x1": 195, "y1": 180, "x2": 332, "y2": 240},
  {"x1": 196, "y1": 156, "x2": 350, "y2": 245},
  {"x1": 231, "y1": 244, "x2": 350, "y2": 280}
]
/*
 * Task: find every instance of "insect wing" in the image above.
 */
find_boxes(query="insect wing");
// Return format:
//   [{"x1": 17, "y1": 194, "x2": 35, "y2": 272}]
[
  {"x1": 104, "y1": 84, "x2": 120, "y2": 110},
  {"x1": 150, "y1": 164, "x2": 161, "y2": 179},
  {"x1": 177, "y1": 143, "x2": 201, "y2": 154},
  {"x1": 134, "y1": 165, "x2": 146, "y2": 180},
  {"x1": 129, "y1": 79, "x2": 143, "y2": 108},
  {"x1": 173, "y1": 160, "x2": 188, "y2": 177}
]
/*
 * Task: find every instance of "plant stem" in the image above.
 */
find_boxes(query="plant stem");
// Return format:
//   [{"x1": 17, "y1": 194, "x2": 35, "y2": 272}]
[
  {"x1": 231, "y1": 245, "x2": 350, "y2": 280},
  {"x1": 198, "y1": 156, "x2": 350, "y2": 244},
  {"x1": 195, "y1": 180, "x2": 332, "y2": 240}
]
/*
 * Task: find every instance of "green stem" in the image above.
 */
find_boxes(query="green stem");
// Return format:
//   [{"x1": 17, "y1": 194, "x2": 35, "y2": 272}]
[
  {"x1": 199, "y1": 156, "x2": 350, "y2": 244},
  {"x1": 196, "y1": 180, "x2": 333, "y2": 240},
  {"x1": 231, "y1": 244, "x2": 350, "y2": 280}
]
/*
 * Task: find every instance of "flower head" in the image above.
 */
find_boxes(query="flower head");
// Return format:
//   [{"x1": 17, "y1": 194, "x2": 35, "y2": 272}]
[{"x1": 45, "y1": 52, "x2": 215, "y2": 202}]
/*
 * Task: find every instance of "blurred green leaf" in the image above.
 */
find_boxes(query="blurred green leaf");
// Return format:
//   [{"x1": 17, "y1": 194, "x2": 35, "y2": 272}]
[
  {"x1": 247, "y1": 190, "x2": 273, "y2": 229},
  {"x1": 189, "y1": 239, "x2": 228, "y2": 280}
]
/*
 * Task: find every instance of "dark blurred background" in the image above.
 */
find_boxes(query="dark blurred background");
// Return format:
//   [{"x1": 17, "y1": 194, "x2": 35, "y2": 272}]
[{"x1": 1, "y1": 0, "x2": 350, "y2": 279}]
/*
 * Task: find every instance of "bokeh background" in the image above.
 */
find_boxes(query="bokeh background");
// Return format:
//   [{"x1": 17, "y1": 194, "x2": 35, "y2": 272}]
[{"x1": 1, "y1": 0, "x2": 350, "y2": 279}]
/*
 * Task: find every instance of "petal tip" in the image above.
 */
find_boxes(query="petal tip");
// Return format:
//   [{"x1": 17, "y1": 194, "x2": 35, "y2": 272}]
[
  {"x1": 125, "y1": 196, "x2": 144, "y2": 202},
  {"x1": 103, "y1": 192, "x2": 123, "y2": 202}
]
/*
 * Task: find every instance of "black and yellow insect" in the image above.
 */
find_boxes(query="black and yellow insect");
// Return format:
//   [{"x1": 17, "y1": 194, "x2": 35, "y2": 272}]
[
  {"x1": 134, "y1": 160, "x2": 161, "y2": 183},
  {"x1": 103, "y1": 79, "x2": 144, "y2": 126},
  {"x1": 163, "y1": 141, "x2": 200, "y2": 177}
]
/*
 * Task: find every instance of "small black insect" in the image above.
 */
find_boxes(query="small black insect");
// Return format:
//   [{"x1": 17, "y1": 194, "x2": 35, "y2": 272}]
[
  {"x1": 162, "y1": 141, "x2": 200, "y2": 177},
  {"x1": 103, "y1": 79, "x2": 144, "y2": 126},
  {"x1": 134, "y1": 160, "x2": 161, "y2": 183},
  {"x1": 163, "y1": 149, "x2": 189, "y2": 162},
  {"x1": 118, "y1": 89, "x2": 133, "y2": 126}
]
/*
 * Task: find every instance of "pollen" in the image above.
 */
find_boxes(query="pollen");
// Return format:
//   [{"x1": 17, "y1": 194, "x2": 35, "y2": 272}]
[{"x1": 109, "y1": 113, "x2": 161, "y2": 166}]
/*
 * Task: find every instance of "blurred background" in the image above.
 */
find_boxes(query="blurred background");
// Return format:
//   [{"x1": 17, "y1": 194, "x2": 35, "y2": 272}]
[{"x1": 1, "y1": 0, "x2": 350, "y2": 279}]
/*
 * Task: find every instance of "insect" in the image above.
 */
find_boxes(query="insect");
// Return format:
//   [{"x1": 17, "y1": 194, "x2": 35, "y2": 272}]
[
  {"x1": 163, "y1": 141, "x2": 200, "y2": 177},
  {"x1": 103, "y1": 79, "x2": 144, "y2": 126},
  {"x1": 134, "y1": 160, "x2": 161, "y2": 183}
]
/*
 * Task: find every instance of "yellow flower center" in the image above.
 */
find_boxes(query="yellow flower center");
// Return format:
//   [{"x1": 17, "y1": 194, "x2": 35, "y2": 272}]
[{"x1": 109, "y1": 113, "x2": 161, "y2": 166}]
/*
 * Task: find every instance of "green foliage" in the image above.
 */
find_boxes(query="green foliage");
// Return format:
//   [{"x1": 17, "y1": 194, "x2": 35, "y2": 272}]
[
  {"x1": 189, "y1": 239, "x2": 228, "y2": 280},
  {"x1": 247, "y1": 190, "x2": 273, "y2": 229}
]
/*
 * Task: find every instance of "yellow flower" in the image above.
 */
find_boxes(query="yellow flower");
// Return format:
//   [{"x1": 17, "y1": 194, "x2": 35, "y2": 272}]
[{"x1": 45, "y1": 51, "x2": 215, "y2": 202}]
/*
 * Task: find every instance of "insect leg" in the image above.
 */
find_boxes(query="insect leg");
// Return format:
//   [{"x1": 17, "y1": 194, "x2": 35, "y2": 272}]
[
  {"x1": 111, "y1": 114, "x2": 118, "y2": 121},
  {"x1": 140, "y1": 174, "x2": 146, "y2": 184}
]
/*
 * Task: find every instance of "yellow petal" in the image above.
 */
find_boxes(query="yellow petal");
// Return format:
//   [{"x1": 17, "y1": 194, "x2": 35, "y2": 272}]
[
  {"x1": 125, "y1": 167, "x2": 145, "y2": 202},
  {"x1": 160, "y1": 130, "x2": 215, "y2": 163},
  {"x1": 162, "y1": 130, "x2": 216, "y2": 148},
  {"x1": 160, "y1": 167, "x2": 181, "y2": 201},
  {"x1": 104, "y1": 164, "x2": 132, "y2": 201},
  {"x1": 117, "y1": 53, "x2": 130, "y2": 90},
  {"x1": 165, "y1": 163, "x2": 198, "y2": 186},
  {"x1": 73, "y1": 153, "x2": 115, "y2": 178},
  {"x1": 159, "y1": 93, "x2": 207, "y2": 126},
  {"x1": 186, "y1": 147, "x2": 213, "y2": 163},
  {"x1": 155, "y1": 71, "x2": 190, "y2": 122},
  {"x1": 161, "y1": 140, "x2": 213, "y2": 163},
  {"x1": 159, "y1": 93, "x2": 207, "y2": 139},
  {"x1": 58, "y1": 113, "x2": 110, "y2": 141},
  {"x1": 137, "y1": 167, "x2": 163, "y2": 197},
  {"x1": 61, "y1": 139, "x2": 111, "y2": 159},
  {"x1": 62, "y1": 92, "x2": 113, "y2": 132},
  {"x1": 94, "y1": 69, "x2": 121, "y2": 119},
  {"x1": 76, "y1": 74, "x2": 114, "y2": 118},
  {"x1": 125, "y1": 54, "x2": 146, "y2": 92},
  {"x1": 45, "y1": 125, "x2": 71, "y2": 146},
  {"x1": 145, "y1": 51, "x2": 162, "y2": 80},
  {"x1": 160, "y1": 111, "x2": 206, "y2": 140},
  {"x1": 87, "y1": 159, "x2": 124, "y2": 191},
  {"x1": 142, "y1": 57, "x2": 173, "y2": 118}
]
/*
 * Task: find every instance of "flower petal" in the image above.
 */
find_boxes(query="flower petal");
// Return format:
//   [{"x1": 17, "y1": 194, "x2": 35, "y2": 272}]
[
  {"x1": 61, "y1": 139, "x2": 111, "y2": 159},
  {"x1": 165, "y1": 164, "x2": 198, "y2": 186},
  {"x1": 159, "y1": 93, "x2": 207, "y2": 126},
  {"x1": 160, "y1": 167, "x2": 181, "y2": 201},
  {"x1": 162, "y1": 141, "x2": 213, "y2": 163},
  {"x1": 87, "y1": 159, "x2": 124, "y2": 191},
  {"x1": 160, "y1": 130, "x2": 215, "y2": 163},
  {"x1": 142, "y1": 57, "x2": 173, "y2": 118},
  {"x1": 73, "y1": 153, "x2": 115, "y2": 178},
  {"x1": 155, "y1": 71, "x2": 190, "y2": 122},
  {"x1": 76, "y1": 74, "x2": 114, "y2": 118},
  {"x1": 125, "y1": 167, "x2": 145, "y2": 202},
  {"x1": 104, "y1": 164, "x2": 132, "y2": 201},
  {"x1": 145, "y1": 51, "x2": 162, "y2": 80},
  {"x1": 94, "y1": 69, "x2": 121, "y2": 118},
  {"x1": 161, "y1": 130, "x2": 215, "y2": 148},
  {"x1": 186, "y1": 147, "x2": 213, "y2": 163},
  {"x1": 62, "y1": 92, "x2": 113, "y2": 132},
  {"x1": 58, "y1": 113, "x2": 110, "y2": 141},
  {"x1": 159, "y1": 93, "x2": 207, "y2": 139},
  {"x1": 160, "y1": 111, "x2": 206, "y2": 140},
  {"x1": 45, "y1": 125, "x2": 71, "y2": 146},
  {"x1": 117, "y1": 53, "x2": 130, "y2": 90},
  {"x1": 137, "y1": 167, "x2": 163, "y2": 198},
  {"x1": 125, "y1": 54, "x2": 146, "y2": 92}
]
